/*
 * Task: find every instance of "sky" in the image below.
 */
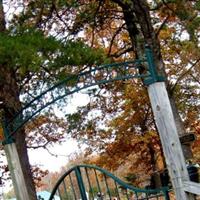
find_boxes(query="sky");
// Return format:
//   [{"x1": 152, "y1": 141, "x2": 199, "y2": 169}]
[
  {"x1": 29, "y1": 139, "x2": 80, "y2": 172},
  {"x1": 2, "y1": 0, "x2": 94, "y2": 174},
  {"x1": 28, "y1": 92, "x2": 90, "y2": 172},
  {"x1": 1, "y1": 92, "x2": 90, "y2": 195},
  {"x1": 1, "y1": 1, "x2": 93, "y2": 194}
]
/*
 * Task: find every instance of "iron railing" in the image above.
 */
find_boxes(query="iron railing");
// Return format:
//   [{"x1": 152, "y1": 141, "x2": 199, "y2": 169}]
[
  {"x1": 2, "y1": 46, "x2": 165, "y2": 144},
  {"x1": 49, "y1": 165, "x2": 170, "y2": 200}
]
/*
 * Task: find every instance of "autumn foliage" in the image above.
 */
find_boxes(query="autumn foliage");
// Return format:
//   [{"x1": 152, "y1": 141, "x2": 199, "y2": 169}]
[{"x1": 0, "y1": 0, "x2": 200, "y2": 196}]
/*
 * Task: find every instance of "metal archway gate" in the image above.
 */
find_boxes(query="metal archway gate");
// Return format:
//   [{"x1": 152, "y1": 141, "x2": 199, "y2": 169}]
[
  {"x1": 2, "y1": 47, "x2": 161, "y2": 142},
  {"x1": 1, "y1": 46, "x2": 197, "y2": 200},
  {"x1": 49, "y1": 165, "x2": 170, "y2": 200}
]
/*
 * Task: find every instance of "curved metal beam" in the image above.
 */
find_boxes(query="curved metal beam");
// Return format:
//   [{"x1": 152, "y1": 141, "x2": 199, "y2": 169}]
[
  {"x1": 4, "y1": 59, "x2": 145, "y2": 142},
  {"x1": 3, "y1": 46, "x2": 164, "y2": 143},
  {"x1": 49, "y1": 164, "x2": 170, "y2": 200}
]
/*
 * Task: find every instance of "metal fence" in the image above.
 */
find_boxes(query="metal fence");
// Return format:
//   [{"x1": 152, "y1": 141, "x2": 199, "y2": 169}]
[{"x1": 49, "y1": 165, "x2": 170, "y2": 200}]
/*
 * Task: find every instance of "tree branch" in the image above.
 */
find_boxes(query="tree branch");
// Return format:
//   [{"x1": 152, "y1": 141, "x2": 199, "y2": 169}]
[
  {"x1": 156, "y1": 15, "x2": 170, "y2": 37},
  {"x1": 150, "y1": 1, "x2": 164, "y2": 11},
  {"x1": 108, "y1": 23, "x2": 126, "y2": 56},
  {"x1": 110, "y1": 47, "x2": 133, "y2": 58},
  {"x1": 27, "y1": 141, "x2": 50, "y2": 150},
  {"x1": 0, "y1": 0, "x2": 6, "y2": 32},
  {"x1": 111, "y1": 0, "x2": 126, "y2": 8},
  {"x1": 170, "y1": 58, "x2": 200, "y2": 95},
  {"x1": 189, "y1": 73, "x2": 200, "y2": 85},
  {"x1": 35, "y1": 0, "x2": 45, "y2": 27}
]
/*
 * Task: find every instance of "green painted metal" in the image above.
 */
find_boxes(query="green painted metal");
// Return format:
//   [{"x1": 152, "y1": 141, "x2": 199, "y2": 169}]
[
  {"x1": 114, "y1": 180, "x2": 121, "y2": 199},
  {"x1": 69, "y1": 173, "x2": 78, "y2": 200},
  {"x1": 62, "y1": 180, "x2": 68, "y2": 199},
  {"x1": 49, "y1": 164, "x2": 170, "y2": 200},
  {"x1": 75, "y1": 167, "x2": 88, "y2": 200},
  {"x1": 2, "y1": 118, "x2": 15, "y2": 145},
  {"x1": 143, "y1": 46, "x2": 165, "y2": 85},
  {"x1": 85, "y1": 168, "x2": 95, "y2": 199},
  {"x1": 2, "y1": 46, "x2": 165, "y2": 144},
  {"x1": 94, "y1": 168, "x2": 102, "y2": 197}
]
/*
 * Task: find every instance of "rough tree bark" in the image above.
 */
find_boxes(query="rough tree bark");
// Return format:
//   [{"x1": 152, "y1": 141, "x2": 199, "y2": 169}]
[
  {"x1": 111, "y1": 0, "x2": 193, "y2": 159},
  {"x1": 0, "y1": 2, "x2": 37, "y2": 200},
  {"x1": 0, "y1": 69, "x2": 37, "y2": 200},
  {"x1": 110, "y1": 1, "x2": 195, "y2": 199}
]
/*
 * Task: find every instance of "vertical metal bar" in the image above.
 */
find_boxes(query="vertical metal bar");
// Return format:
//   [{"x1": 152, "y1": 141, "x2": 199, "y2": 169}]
[
  {"x1": 2, "y1": 118, "x2": 14, "y2": 145},
  {"x1": 94, "y1": 168, "x2": 102, "y2": 196},
  {"x1": 62, "y1": 179, "x2": 68, "y2": 200},
  {"x1": 135, "y1": 192, "x2": 139, "y2": 200},
  {"x1": 144, "y1": 192, "x2": 148, "y2": 200},
  {"x1": 125, "y1": 189, "x2": 129, "y2": 199},
  {"x1": 164, "y1": 189, "x2": 170, "y2": 200},
  {"x1": 114, "y1": 181, "x2": 120, "y2": 200},
  {"x1": 58, "y1": 187, "x2": 63, "y2": 200},
  {"x1": 51, "y1": 92, "x2": 55, "y2": 102},
  {"x1": 56, "y1": 190, "x2": 60, "y2": 199},
  {"x1": 69, "y1": 173, "x2": 77, "y2": 200},
  {"x1": 144, "y1": 46, "x2": 158, "y2": 82},
  {"x1": 85, "y1": 168, "x2": 95, "y2": 200},
  {"x1": 75, "y1": 166, "x2": 87, "y2": 200},
  {"x1": 103, "y1": 173, "x2": 112, "y2": 200}
]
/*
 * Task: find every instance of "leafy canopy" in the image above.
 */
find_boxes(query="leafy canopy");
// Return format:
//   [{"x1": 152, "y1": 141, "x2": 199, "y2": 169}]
[{"x1": 0, "y1": 28, "x2": 109, "y2": 76}]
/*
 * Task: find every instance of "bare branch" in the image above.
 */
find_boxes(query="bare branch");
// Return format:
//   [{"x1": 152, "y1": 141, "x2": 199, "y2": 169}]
[
  {"x1": 43, "y1": 147, "x2": 68, "y2": 157},
  {"x1": 35, "y1": 1, "x2": 45, "y2": 27},
  {"x1": 0, "y1": 0, "x2": 6, "y2": 32},
  {"x1": 110, "y1": 47, "x2": 133, "y2": 58},
  {"x1": 53, "y1": 3, "x2": 69, "y2": 27},
  {"x1": 150, "y1": 1, "x2": 164, "y2": 11},
  {"x1": 156, "y1": 15, "x2": 170, "y2": 37},
  {"x1": 170, "y1": 58, "x2": 200, "y2": 95},
  {"x1": 111, "y1": 0, "x2": 126, "y2": 8},
  {"x1": 27, "y1": 141, "x2": 50, "y2": 150},
  {"x1": 189, "y1": 73, "x2": 200, "y2": 85},
  {"x1": 108, "y1": 23, "x2": 126, "y2": 56}
]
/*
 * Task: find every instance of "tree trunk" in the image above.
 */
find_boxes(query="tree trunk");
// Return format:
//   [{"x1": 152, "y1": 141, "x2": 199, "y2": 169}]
[
  {"x1": 0, "y1": 0, "x2": 5, "y2": 32},
  {"x1": 0, "y1": 68, "x2": 37, "y2": 200},
  {"x1": 0, "y1": 2, "x2": 37, "y2": 199},
  {"x1": 111, "y1": 1, "x2": 195, "y2": 199},
  {"x1": 112, "y1": 0, "x2": 193, "y2": 159}
]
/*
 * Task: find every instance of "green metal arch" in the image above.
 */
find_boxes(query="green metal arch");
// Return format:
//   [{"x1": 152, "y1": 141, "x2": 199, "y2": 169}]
[
  {"x1": 3, "y1": 46, "x2": 164, "y2": 144},
  {"x1": 49, "y1": 164, "x2": 170, "y2": 200}
]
